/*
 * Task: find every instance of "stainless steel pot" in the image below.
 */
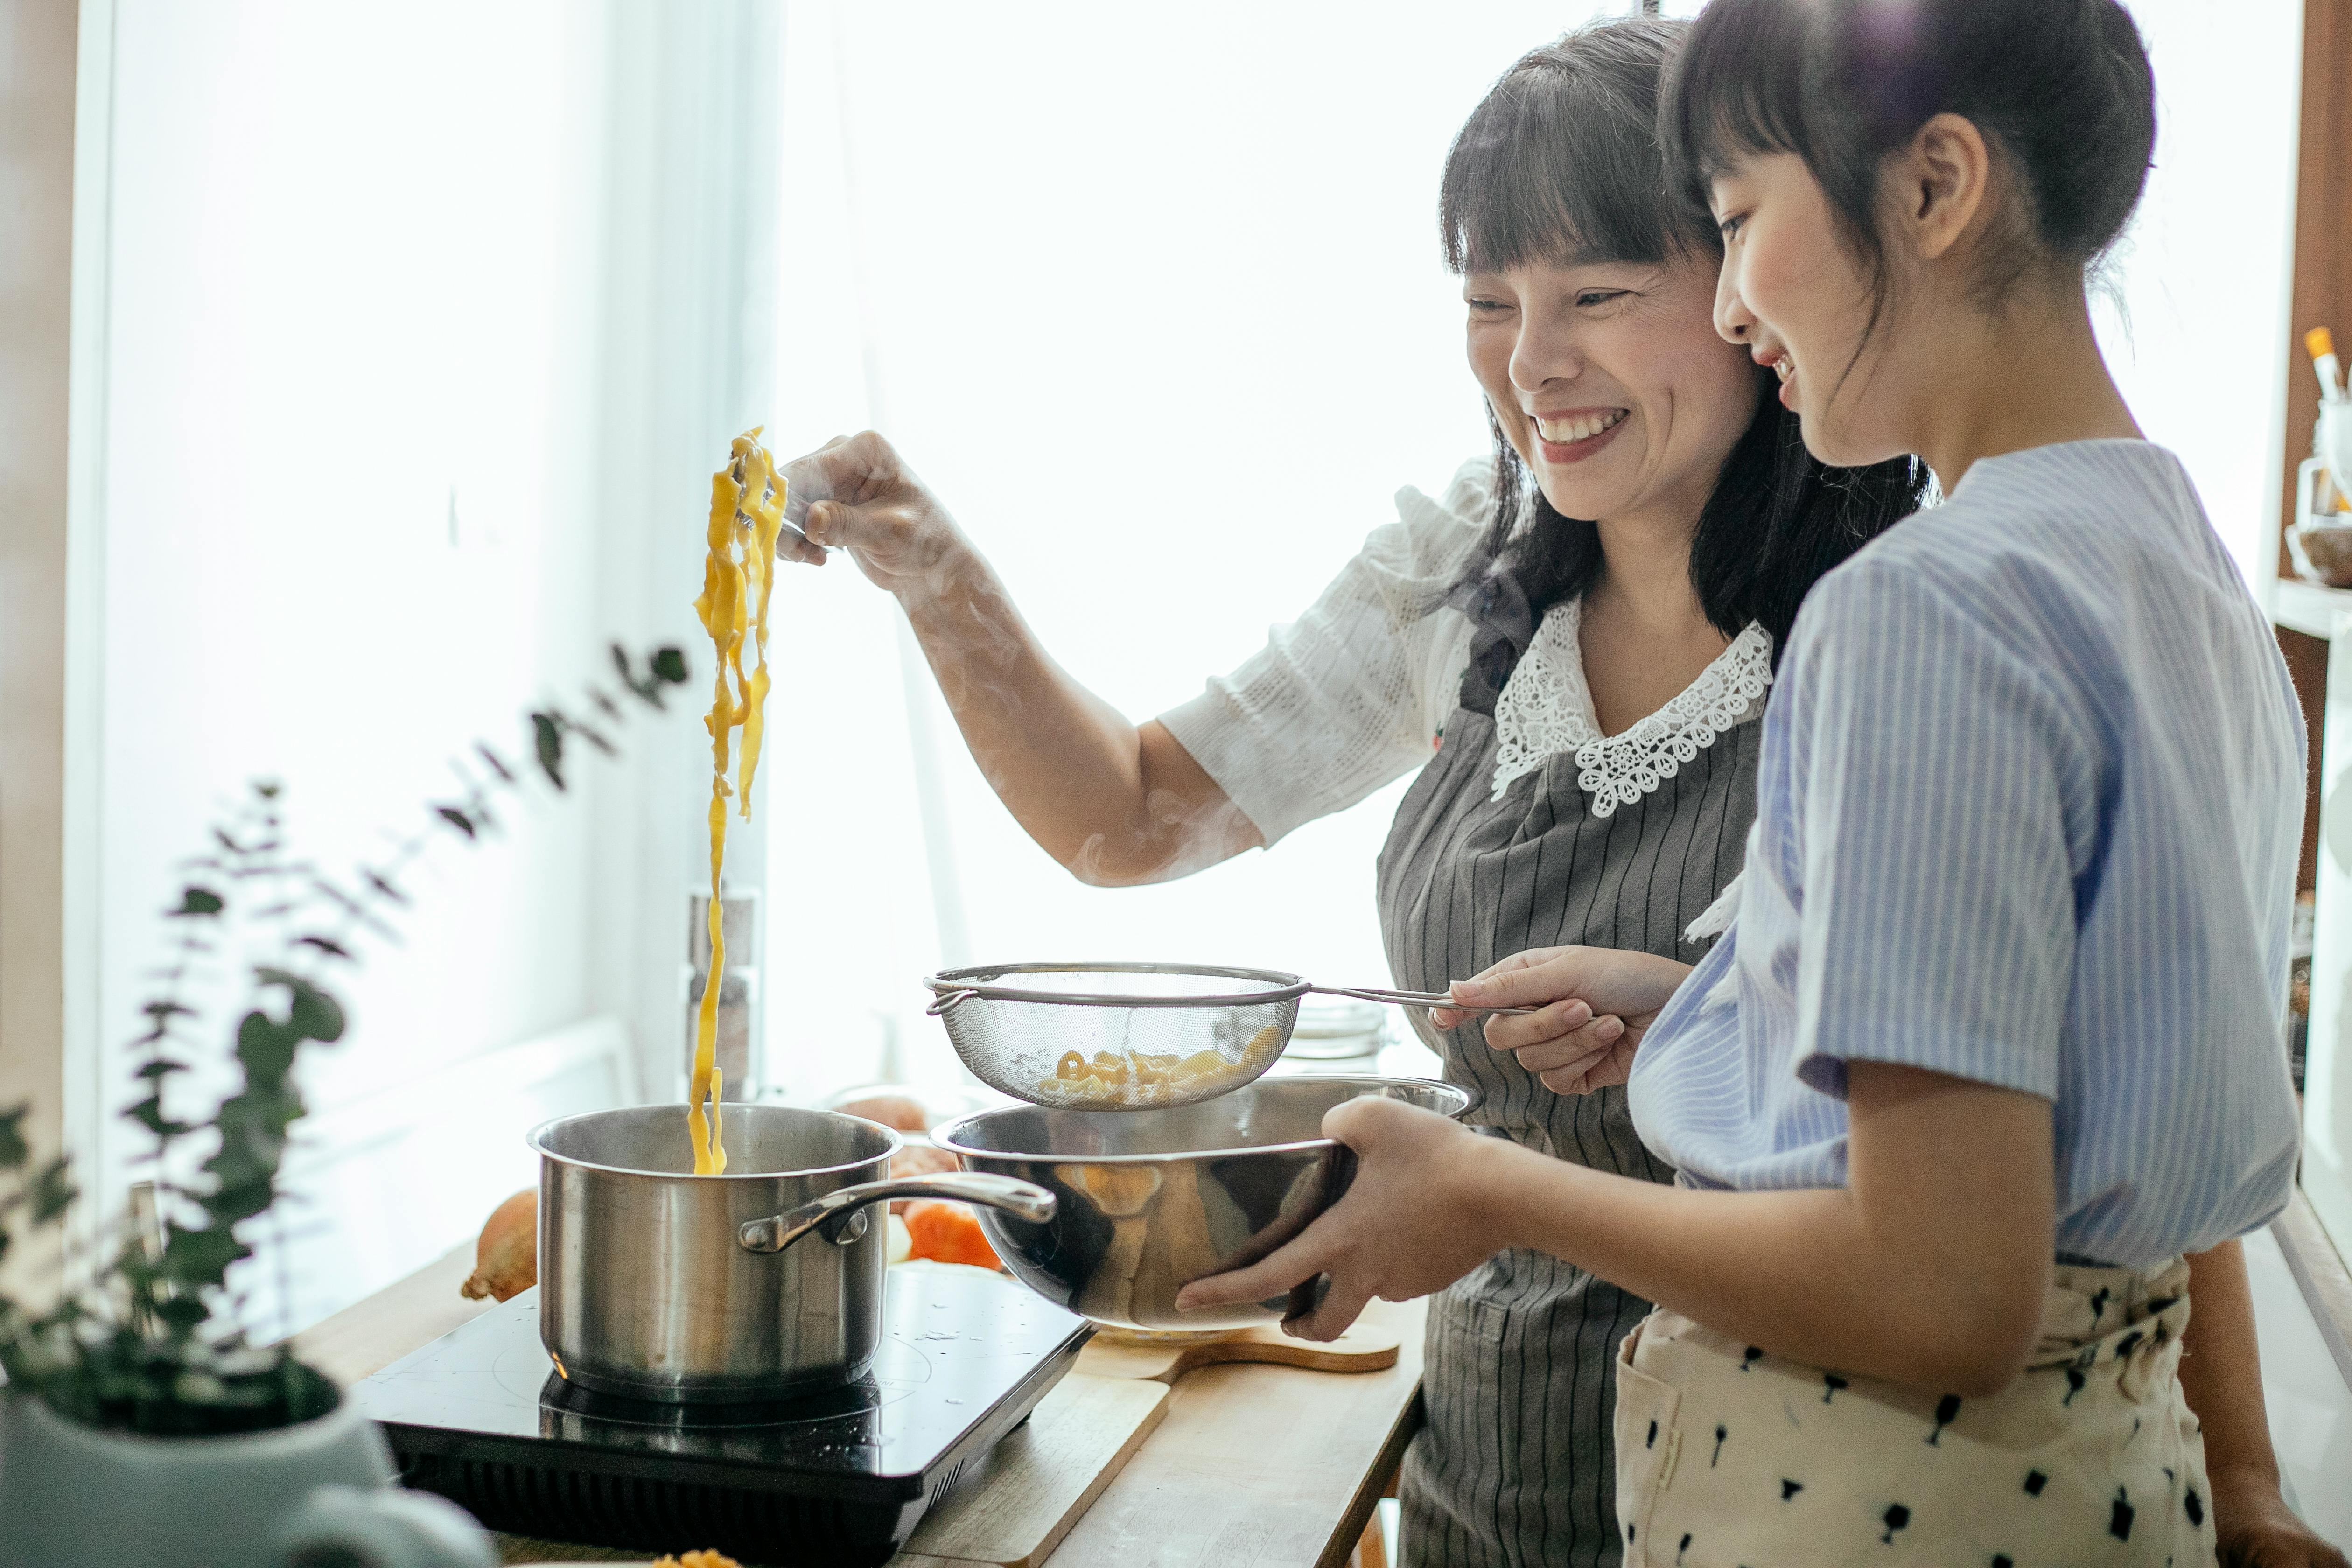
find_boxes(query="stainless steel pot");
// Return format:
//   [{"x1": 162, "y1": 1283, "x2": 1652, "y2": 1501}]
[
  {"x1": 530, "y1": 1105, "x2": 1055, "y2": 1404},
  {"x1": 930, "y1": 1076, "x2": 1473, "y2": 1331}
]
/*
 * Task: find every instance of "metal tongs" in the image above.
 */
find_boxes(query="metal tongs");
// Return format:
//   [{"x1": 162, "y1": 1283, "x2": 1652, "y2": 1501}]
[{"x1": 775, "y1": 461, "x2": 826, "y2": 553}]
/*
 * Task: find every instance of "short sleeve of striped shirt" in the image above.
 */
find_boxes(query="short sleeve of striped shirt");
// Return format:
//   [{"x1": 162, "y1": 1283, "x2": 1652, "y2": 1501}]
[{"x1": 1783, "y1": 560, "x2": 2095, "y2": 1103}]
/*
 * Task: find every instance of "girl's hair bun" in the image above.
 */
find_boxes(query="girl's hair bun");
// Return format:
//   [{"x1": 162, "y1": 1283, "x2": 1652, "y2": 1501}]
[{"x1": 1662, "y1": 0, "x2": 2156, "y2": 291}]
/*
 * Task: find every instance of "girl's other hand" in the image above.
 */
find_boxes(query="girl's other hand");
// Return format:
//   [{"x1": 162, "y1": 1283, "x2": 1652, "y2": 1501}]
[
  {"x1": 2210, "y1": 1470, "x2": 2351, "y2": 1568},
  {"x1": 782, "y1": 431, "x2": 972, "y2": 599},
  {"x1": 1429, "y1": 945, "x2": 1692, "y2": 1094},
  {"x1": 1171, "y1": 1095, "x2": 1509, "y2": 1341}
]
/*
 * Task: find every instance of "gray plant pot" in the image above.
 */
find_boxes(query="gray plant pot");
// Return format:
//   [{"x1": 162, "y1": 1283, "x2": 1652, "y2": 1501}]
[{"x1": 0, "y1": 1389, "x2": 495, "y2": 1568}]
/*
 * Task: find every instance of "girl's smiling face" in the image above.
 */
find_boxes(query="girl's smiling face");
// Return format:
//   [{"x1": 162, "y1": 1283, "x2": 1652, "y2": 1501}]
[
  {"x1": 1707, "y1": 153, "x2": 1900, "y2": 469},
  {"x1": 1465, "y1": 252, "x2": 1761, "y2": 529}
]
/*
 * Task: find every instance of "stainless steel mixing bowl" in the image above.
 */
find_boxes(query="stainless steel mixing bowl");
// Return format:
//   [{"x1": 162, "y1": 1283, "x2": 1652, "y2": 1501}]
[{"x1": 929, "y1": 1076, "x2": 1474, "y2": 1331}]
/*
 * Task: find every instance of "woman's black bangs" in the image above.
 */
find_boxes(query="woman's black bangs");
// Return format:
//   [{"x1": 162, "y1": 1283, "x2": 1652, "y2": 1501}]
[
  {"x1": 1440, "y1": 47, "x2": 1704, "y2": 276},
  {"x1": 1658, "y1": 0, "x2": 1814, "y2": 215}
]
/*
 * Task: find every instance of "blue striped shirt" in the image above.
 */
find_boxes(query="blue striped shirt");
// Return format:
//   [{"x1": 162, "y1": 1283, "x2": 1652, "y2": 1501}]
[{"x1": 1626, "y1": 441, "x2": 2305, "y2": 1269}]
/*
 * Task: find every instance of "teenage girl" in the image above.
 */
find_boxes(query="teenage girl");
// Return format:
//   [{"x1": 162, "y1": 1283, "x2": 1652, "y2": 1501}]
[{"x1": 1179, "y1": 2, "x2": 2346, "y2": 1564}]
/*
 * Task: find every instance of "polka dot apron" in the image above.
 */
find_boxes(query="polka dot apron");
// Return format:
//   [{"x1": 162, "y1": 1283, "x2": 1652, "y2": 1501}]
[{"x1": 1611, "y1": 1257, "x2": 2214, "y2": 1567}]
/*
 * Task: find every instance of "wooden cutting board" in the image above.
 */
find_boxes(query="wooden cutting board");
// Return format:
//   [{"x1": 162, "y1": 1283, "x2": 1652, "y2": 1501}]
[
  {"x1": 897, "y1": 1373, "x2": 1167, "y2": 1567},
  {"x1": 493, "y1": 1371, "x2": 1168, "y2": 1568},
  {"x1": 1074, "y1": 1321, "x2": 1399, "y2": 1383}
]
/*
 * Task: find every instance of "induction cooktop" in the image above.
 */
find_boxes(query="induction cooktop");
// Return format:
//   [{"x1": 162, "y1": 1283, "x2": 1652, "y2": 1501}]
[{"x1": 346, "y1": 1264, "x2": 1091, "y2": 1567}]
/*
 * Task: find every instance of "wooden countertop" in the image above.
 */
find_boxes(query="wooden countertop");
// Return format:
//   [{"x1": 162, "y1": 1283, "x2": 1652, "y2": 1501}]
[{"x1": 297, "y1": 1246, "x2": 1424, "y2": 1568}]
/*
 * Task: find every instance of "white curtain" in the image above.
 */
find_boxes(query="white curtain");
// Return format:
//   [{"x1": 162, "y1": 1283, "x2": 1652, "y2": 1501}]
[
  {"x1": 760, "y1": 0, "x2": 1619, "y2": 1106},
  {"x1": 81, "y1": 0, "x2": 785, "y2": 1333}
]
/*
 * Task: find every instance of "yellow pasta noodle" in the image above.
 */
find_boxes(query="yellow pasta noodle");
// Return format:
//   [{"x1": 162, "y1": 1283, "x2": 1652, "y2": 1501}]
[
  {"x1": 1033, "y1": 1025, "x2": 1288, "y2": 1107},
  {"x1": 685, "y1": 429, "x2": 786, "y2": 1175}
]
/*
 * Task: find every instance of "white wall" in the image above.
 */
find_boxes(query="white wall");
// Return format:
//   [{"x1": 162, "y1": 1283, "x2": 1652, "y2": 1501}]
[{"x1": 2093, "y1": 0, "x2": 2304, "y2": 594}]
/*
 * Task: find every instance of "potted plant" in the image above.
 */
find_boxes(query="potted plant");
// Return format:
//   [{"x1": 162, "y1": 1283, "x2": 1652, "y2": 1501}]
[{"x1": 0, "y1": 645, "x2": 688, "y2": 1568}]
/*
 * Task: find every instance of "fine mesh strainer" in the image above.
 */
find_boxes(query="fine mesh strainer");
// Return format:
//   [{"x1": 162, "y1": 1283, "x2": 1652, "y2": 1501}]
[{"x1": 924, "y1": 961, "x2": 1531, "y2": 1111}]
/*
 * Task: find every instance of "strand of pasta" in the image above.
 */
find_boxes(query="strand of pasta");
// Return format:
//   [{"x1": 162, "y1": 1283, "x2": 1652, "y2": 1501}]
[{"x1": 685, "y1": 429, "x2": 784, "y2": 1175}]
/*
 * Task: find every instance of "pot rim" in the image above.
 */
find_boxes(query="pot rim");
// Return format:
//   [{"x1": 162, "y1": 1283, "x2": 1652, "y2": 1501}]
[
  {"x1": 929, "y1": 1075, "x2": 1474, "y2": 1165},
  {"x1": 527, "y1": 1104, "x2": 904, "y2": 1181}
]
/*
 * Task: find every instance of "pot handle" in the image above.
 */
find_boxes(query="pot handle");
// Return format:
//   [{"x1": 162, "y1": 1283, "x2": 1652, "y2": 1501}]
[{"x1": 738, "y1": 1171, "x2": 1057, "y2": 1254}]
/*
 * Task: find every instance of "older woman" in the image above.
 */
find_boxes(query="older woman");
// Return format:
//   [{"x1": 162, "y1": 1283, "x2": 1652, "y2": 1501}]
[{"x1": 783, "y1": 19, "x2": 1921, "y2": 1568}]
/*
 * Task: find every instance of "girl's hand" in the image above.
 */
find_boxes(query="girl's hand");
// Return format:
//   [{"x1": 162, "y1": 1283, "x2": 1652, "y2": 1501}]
[
  {"x1": 1171, "y1": 1096, "x2": 1510, "y2": 1341},
  {"x1": 783, "y1": 431, "x2": 975, "y2": 600},
  {"x1": 1429, "y1": 946, "x2": 1692, "y2": 1095},
  {"x1": 2211, "y1": 1469, "x2": 2351, "y2": 1568}
]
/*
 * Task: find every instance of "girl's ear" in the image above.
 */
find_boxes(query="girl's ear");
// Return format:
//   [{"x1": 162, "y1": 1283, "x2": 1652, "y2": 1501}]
[{"x1": 1894, "y1": 112, "x2": 1993, "y2": 266}]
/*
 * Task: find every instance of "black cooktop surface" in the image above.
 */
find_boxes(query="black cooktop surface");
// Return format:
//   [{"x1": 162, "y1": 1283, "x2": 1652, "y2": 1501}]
[{"x1": 347, "y1": 1264, "x2": 1090, "y2": 1564}]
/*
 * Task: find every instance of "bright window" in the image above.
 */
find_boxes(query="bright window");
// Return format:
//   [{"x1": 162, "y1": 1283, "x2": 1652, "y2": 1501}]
[{"x1": 762, "y1": 0, "x2": 1619, "y2": 1105}]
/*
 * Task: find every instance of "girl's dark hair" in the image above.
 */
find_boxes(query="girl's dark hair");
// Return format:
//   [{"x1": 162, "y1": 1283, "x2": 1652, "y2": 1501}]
[
  {"x1": 1658, "y1": 0, "x2": 2156, "y2": 312},
  {"x1": 1438, "y1": 18, "x2": 1925, "y2": 687}
]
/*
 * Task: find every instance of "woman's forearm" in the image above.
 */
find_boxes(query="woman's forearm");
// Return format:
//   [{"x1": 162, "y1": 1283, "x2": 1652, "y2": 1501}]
[
  {"x1": 2177, "y1": 1242, "x2": 2278, "y2": 1487},
  {"x1": 2171, "y1": 1242, "x2": 2352, "y2": 1566},
  {"x1": 790, "y1": 429, "x2": 1260, "y2": 885},
  {"x1": 898, "y1": 554, "x2": 1260, "y2": 884},
  {"x1": 1470, "y1": 1063, "x2": 2055, "y2": 1393}
]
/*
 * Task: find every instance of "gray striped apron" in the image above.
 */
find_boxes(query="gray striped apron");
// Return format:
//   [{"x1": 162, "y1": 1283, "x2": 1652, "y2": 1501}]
[{"x1": 1375, "y1": 692, "x2": 1760, "y2": 1568}]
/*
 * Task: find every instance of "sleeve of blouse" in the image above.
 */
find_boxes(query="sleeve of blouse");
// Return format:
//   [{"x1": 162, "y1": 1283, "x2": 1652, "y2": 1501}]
[
  {"x1": 1158, "y1": 458, "x2": 1491, "y2": 847},
  {"x1": 1783, "y1": 560, "x2": 2096, "y2": 1102}
]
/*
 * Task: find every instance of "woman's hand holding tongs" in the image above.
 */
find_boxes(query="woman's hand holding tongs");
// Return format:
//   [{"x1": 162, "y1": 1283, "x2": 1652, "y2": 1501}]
[
  {"x1": 1431, "y1": 945, "x2": 1692, "y2": 1095},
  {"x1": 780, "y1": 431, "x2": 974, "y2": 594}
]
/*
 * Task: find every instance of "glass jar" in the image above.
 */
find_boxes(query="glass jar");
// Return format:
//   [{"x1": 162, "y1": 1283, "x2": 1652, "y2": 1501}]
[{"x1": 1282, "y1": 998, "x2": 1390, "y2": 1062}]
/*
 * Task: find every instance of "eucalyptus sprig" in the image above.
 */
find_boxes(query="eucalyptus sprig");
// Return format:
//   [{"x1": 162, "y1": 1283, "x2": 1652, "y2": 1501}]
[{"x1": 0, "y1": 643, "x2": 690, "y2": 1435}]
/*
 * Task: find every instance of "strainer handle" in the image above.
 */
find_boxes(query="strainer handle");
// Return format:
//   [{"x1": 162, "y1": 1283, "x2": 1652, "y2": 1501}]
[
  {"x1": 926, "y1": 988, "x2": 980, "y2": 1017},
  {"x1": 1309, "y1": 984, "x2": 1538, "y2": 1015}
]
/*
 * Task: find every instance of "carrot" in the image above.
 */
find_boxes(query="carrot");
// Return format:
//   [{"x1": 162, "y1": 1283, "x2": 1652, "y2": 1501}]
[{"x1": 903, "y1": 1200, "x2": 1002, "y2": 1269}]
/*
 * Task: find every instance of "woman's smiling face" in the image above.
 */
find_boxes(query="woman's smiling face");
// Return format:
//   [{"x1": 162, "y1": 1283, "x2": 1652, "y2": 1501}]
[{"x1": 1465, "y1": 251, "x2": 1760, "y2": 528}]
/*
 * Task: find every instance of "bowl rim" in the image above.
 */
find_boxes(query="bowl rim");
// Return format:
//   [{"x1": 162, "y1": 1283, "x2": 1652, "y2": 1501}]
[
  {"x1": 527, "y1": 1103, "x2": 904, "y2": 1181},
  {"x1": 926, "y1": 1075, "x2": 1475, "y2": 1164}
]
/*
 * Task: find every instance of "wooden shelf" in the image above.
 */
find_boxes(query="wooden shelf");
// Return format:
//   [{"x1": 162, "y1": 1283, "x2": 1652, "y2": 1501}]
[
  {"x1": 2274, "y1": 576, "x2": 2352, "y2": 640},
  {"x1": 2277, "y1": 1186, "x2": 2352, "y2": 1397}
]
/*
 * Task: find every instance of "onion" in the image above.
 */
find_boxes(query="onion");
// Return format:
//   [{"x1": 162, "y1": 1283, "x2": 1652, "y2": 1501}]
[{"x1": 460, "y1": 1188, "x2": 537, "y2": 1302}]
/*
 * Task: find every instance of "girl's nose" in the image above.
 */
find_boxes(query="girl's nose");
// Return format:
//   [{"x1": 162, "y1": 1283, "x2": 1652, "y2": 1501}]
[{"x1": 1714, "y1": 262, "x2": 1756, "y2": 345}]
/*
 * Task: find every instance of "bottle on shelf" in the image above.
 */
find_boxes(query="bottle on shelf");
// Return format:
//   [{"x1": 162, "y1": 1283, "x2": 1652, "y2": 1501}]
[
  {"x1": 2306, "y1": 327, "x2": 2351, "y2": 517},
  {"x1": 2288, "y1": 327, "x2": 2352, "y2": 588}
]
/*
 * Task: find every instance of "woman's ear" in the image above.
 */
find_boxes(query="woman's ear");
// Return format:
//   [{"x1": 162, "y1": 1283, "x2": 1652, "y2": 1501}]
[{"x1": 1893, "y1": 112, "x2": 1993, "y2": 265}]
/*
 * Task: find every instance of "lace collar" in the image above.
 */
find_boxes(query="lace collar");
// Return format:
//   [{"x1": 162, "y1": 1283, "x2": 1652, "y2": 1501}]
[{"x1": 1490, "y1": 598, "x2": 1773, "y2": 814}]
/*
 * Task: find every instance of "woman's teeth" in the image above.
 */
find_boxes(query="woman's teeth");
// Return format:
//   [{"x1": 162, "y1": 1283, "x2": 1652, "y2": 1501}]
[
  {"x1": 1772, "y1": 357, "x2": 1794, "y2": 383},
  {"x1": 1535, "y1": 409, "x2": 1627, "y2": 443}
]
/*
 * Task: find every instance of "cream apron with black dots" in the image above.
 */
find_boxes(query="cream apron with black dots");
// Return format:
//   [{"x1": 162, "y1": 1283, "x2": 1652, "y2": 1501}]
[
  {"x1": 1612, "y1": 1258, "x2": 2214, "y2": 1568},
  {"x1": 1375, "y1": 695, "x2": 1759, "y2": 1568}
]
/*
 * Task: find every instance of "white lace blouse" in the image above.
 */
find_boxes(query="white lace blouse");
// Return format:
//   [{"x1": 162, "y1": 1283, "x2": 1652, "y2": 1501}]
[{"x1": 1158, "y1": 456, "x2": 1774, "y2": 851}]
